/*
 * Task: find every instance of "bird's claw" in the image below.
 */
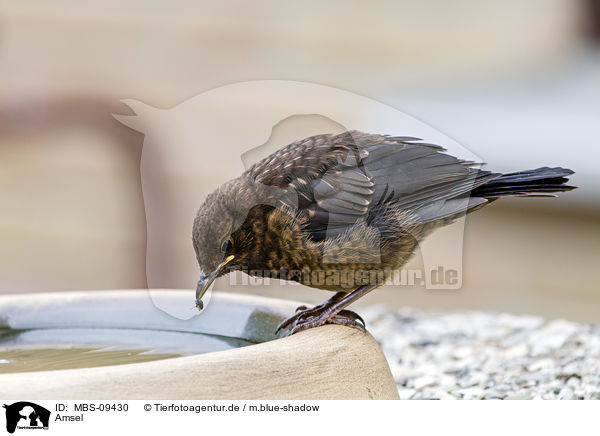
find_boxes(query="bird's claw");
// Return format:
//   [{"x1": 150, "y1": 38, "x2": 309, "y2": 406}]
[
  {"x1": 335, "y1": 309, "x2": 366, "y2": 329},
  {"x1": 275, "y1": 305, "x2": 366, "y2": 336},
  {"x1": 275, "y1": 304, "x2": 322, "y2": 333}
]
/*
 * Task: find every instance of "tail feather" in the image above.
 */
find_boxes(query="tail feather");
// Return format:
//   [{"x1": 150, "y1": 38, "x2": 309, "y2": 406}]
[{"x1": 471, "y1": 167, "x2": 576, "y2": 198}]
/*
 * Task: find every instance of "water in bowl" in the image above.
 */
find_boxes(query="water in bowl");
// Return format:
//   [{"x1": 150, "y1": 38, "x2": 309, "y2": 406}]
[{"x1": 0, "y1": 326, "x2": 254, "y2": 373}]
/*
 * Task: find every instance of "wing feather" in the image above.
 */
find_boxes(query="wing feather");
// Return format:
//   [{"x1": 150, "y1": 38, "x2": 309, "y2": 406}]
[{"x1": 245, "y1": 130, "x2": 494, "y2": 240}]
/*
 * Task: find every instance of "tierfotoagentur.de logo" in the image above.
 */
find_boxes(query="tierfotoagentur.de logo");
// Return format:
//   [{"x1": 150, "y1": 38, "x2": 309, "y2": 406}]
[{"x1": 2, "y1": 402, "x2": 50, "y2": 434}]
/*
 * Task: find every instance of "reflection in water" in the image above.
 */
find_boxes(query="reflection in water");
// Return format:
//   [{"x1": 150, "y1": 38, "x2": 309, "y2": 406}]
[
  {"x1": 0, "y1": 347, "x2": 181, "y2": 373},
  {"x1": 0, "y1": 326, "x2": 256, "y2": 373}
]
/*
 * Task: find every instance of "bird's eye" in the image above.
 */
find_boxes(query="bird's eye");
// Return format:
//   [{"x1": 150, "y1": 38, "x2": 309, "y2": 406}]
[{"x1": 221, "y1": 239, "x2": 233, "y2": 253}]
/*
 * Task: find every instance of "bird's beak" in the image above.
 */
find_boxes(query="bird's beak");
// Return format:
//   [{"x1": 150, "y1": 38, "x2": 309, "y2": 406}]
[{"x1": 195, "y1": 255, "x2": 235, "y2": 310}]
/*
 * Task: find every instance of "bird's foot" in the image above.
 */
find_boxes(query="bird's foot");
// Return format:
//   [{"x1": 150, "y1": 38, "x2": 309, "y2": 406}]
[{"x1": 276, "y1": 305, "x2": 366, "y2": 335}]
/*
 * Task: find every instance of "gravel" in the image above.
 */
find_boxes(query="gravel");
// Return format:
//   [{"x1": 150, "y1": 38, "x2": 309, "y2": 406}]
[{"x1": 362, "y1": 305, "x2": 600, "y2": 400}]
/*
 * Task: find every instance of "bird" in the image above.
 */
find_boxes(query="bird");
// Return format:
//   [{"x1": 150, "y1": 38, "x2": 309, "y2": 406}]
[{"x1": 192, "y1": 130, "x2": 576, "y2": 335}]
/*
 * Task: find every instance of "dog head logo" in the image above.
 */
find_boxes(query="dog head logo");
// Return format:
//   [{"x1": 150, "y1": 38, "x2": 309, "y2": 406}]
[
  {"x1": 3, "y1": 402, "x2": 50, "y2": 434},
  {"x1": 115, "y1": 80, "x2": 481, "y2": 319}
]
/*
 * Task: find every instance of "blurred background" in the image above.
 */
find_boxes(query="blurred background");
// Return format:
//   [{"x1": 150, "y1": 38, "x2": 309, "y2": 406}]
[{"x1": 1, "y1": 0, "x2": 598, "y2": 322}]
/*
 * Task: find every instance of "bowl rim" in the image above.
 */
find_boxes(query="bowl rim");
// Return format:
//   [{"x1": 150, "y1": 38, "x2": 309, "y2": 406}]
[{"x1": 0, "y1": 290, "x2": 400, "y2": 399}]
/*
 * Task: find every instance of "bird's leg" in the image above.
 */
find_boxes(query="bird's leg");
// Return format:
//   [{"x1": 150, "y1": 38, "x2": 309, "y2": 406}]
[{"x1": 275, "y1": 284, "x2": 377, "y2": 335}]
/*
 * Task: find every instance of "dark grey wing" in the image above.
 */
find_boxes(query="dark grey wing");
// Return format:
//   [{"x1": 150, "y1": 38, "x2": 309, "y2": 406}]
[
  {"x1": 245, "y1": 130, "x2": 498, "y2": 240},
  {"x1": 302, "y1": 151, "x2": 376, "y2": 238},
  {"x1": 245, "y1": 131, "x2": 374, "y2": 232},
  {"x1": 293, "y1": 134, "x2": 499, "y2": 240}
]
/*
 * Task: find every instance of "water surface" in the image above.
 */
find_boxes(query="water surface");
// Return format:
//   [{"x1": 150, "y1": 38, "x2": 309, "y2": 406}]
[{"x1": 0, "y1": 326, "x2": 254, "y2": 373}]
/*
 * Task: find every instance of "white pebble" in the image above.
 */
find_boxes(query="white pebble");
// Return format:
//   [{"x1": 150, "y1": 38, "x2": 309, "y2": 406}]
[
  {"x1": 413, "y1": 375, "x2": 437, "y2": 390},
  {"x1": 398, "y1": 388, "x2": 417, "y2": 400}
]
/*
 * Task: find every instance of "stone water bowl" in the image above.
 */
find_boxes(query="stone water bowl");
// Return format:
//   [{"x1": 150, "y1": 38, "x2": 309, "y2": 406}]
[{"x1": 0, "y1": 290, "x2": 398, "y2": 399}]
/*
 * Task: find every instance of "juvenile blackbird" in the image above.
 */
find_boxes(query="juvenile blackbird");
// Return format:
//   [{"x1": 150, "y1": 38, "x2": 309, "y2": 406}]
[{"x1": 192, "y1": 131, "x2": 575, "y2": 334}]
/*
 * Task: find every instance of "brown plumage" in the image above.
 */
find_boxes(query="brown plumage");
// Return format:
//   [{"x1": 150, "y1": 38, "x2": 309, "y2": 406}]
[{"x1": 192, "y1": 131, "x2": 576, "y2": 334}]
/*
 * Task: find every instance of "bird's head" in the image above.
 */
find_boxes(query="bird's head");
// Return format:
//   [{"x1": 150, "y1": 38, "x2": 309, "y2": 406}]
[{"x1": 192, "y1": 176, "x2": 294, "y2": 310}]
